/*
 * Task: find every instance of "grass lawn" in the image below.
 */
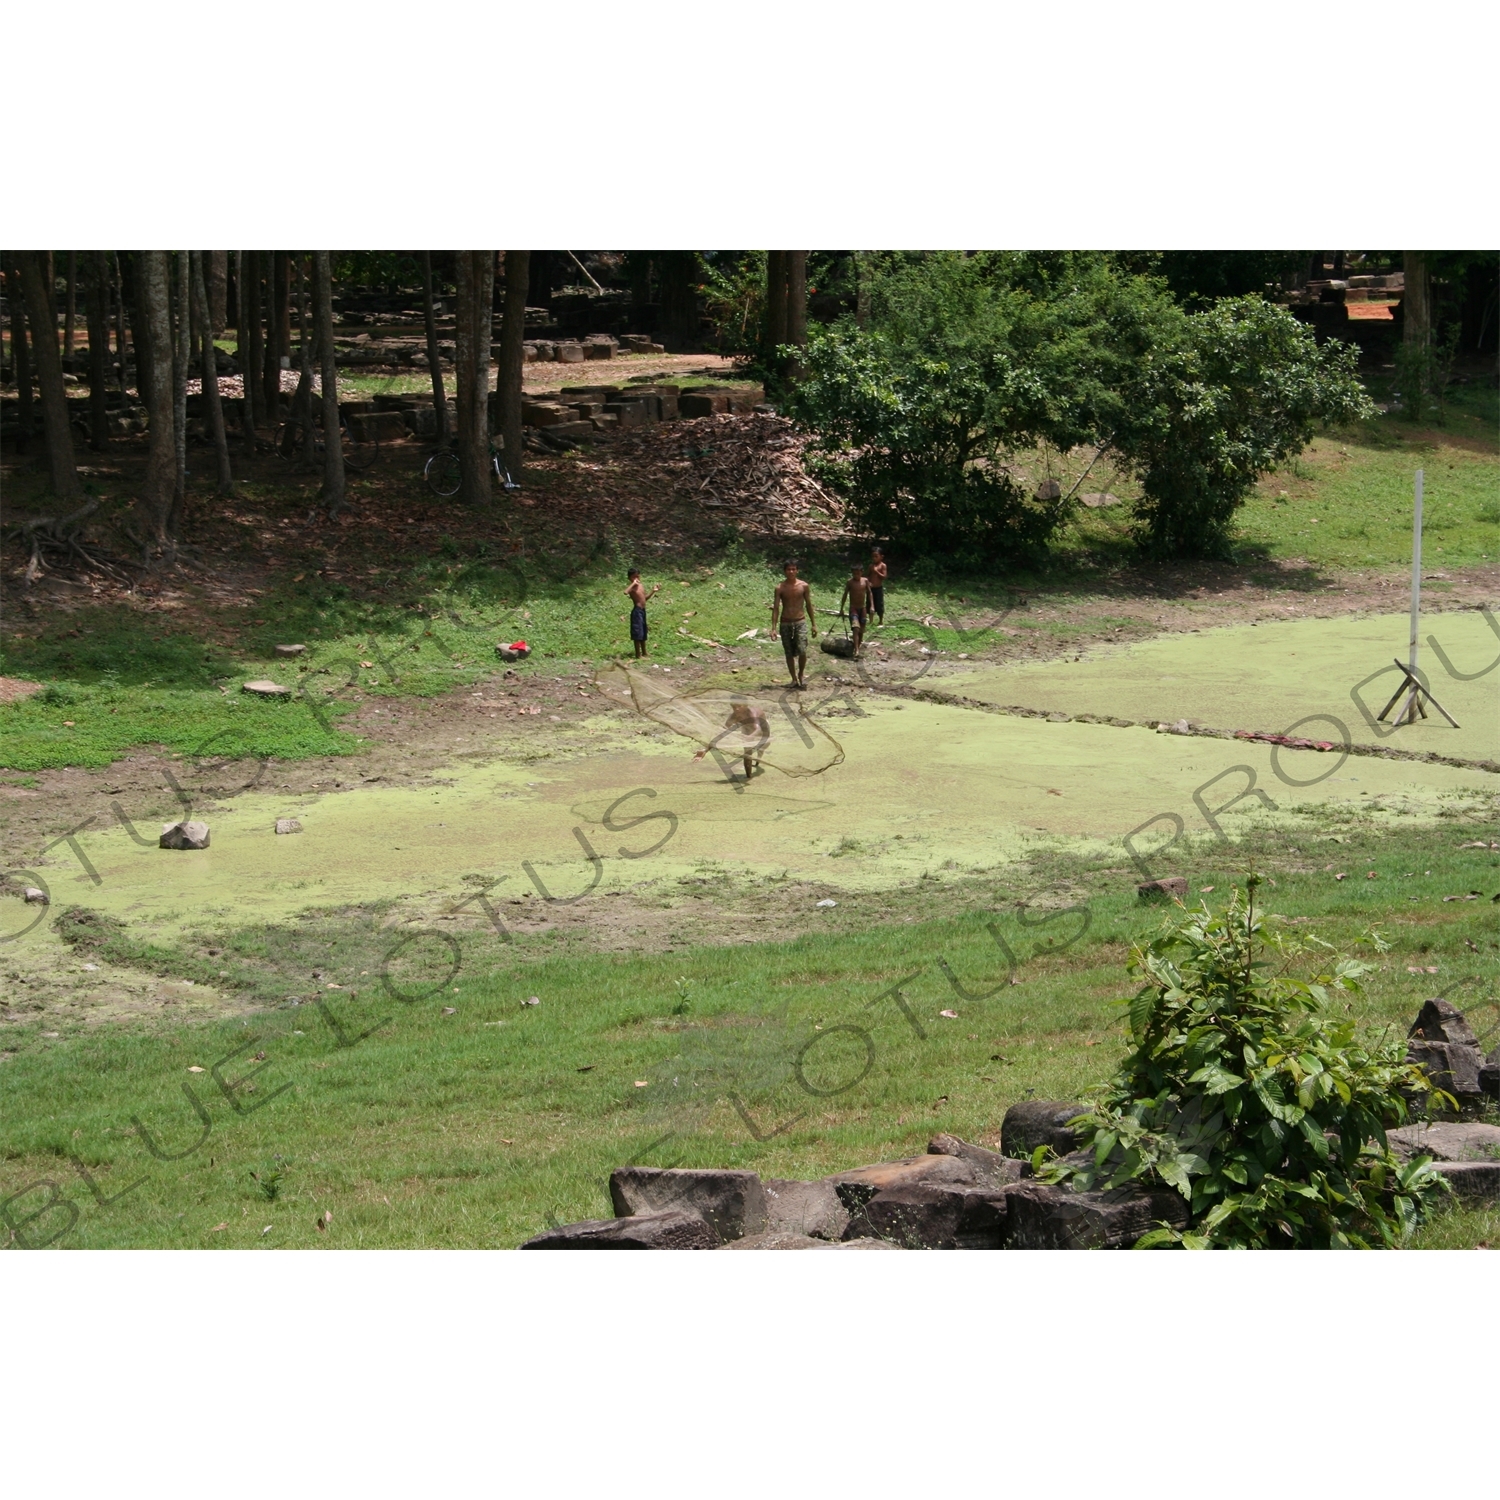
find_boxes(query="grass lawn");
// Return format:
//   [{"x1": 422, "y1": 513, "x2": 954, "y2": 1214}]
[
  {"x1": 3, "y1": 821, "x2": 1494, "y2": 1249},
  {"x1": 1066, "y1": 381, "x2": 1499, "y2": 571}
]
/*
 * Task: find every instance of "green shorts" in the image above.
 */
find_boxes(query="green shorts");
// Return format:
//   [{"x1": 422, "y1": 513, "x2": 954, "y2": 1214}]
[{"x1": 779, "y1": 618, "x2": 810, "y2": 655}]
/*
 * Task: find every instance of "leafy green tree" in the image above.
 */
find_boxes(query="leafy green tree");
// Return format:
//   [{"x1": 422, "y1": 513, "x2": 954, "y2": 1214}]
[
  {"x1": 1114, "y1": 296, "x2": 1372, "y2": 558},
  {"x1": 1046, "y1": 882, "x2": 1448, "y2": 1249},
  {"x1": 786, "y1": 252, "x2": 1182, "y2": 559}
]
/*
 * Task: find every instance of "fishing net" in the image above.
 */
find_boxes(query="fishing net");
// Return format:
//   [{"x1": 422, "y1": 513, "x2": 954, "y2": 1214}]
[{"x1": 595, "y1": 663, "x2": 844, "y2": 776}]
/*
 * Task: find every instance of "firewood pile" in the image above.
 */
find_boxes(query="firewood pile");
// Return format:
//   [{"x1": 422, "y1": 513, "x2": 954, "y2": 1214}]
[{"x1": 614, "y1": 413, "x2": 848, "y2": 539}]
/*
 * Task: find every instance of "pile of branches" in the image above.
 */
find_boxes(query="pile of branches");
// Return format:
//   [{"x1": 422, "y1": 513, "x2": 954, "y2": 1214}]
[
  {"x1": 3, "y1": 498, "x2": 137, "y2": 586},
  {"x1": 614, "y1": 413, "x2": 848, "y2": 537}
]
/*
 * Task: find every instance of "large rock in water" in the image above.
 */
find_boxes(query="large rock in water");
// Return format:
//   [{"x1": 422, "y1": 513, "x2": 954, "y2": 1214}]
[
  {"x1": 1407, "y1": 999, "x2": 1487, "y2": 1107},
  {"x1": 608, "y1": 1167, "x2": 766, "y2": 1242},
  {"x1": 1006, "y1": 1180, "x2": 1190, "y2": 1249},
  {"x1": 1001, "y1": 1101, "x2": 1089, "y2": 1160},
  {"x1": 520, "y1": 1210, "x2": 718, "y2": 1249},
  {"x1": 159, "y1": 821, "x2": 210, "y2": 850}
]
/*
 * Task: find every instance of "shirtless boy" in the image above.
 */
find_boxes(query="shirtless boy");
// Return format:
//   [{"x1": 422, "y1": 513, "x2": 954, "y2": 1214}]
[
  {"x1": 869, "y1": 547, "x2": 888, "y2": 626},
  {"x1": 726, "y1": 700, "x2": 769, "y2": 779},
  {"x1": 838, "y1": 562, "x2": 873, "y2": 656},
  {"x1": 625, "y1": 568, "x2": 660, "y2": 658},
  {"x1": 770, "y1": 560, "x2": 817, "y2": 689}
]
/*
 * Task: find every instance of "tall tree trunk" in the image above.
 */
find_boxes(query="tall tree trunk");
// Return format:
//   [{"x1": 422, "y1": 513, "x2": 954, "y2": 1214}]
[
  {"x1": 136, "y1": 251, "x2": 177, "y2": 545},
  {"x1": 17, "y1": 251, "x2": 81, "y2": 498},
  {"x1": 313, "y1": 250, "x2": 344, "y2": 516},
  {"x1": 9, "y1": 260, "x2": 35, "y2": 452},
  {"x1": 192, "y1": 251, "x2": 233, "y2": 495},
  {"x1": 454, "y1": 250, "x2": 494, "y2": 506},
  {"x1": 87, "y1": 251, "x2": 110, "y2": 450},
  {"x1": 1403, "y1": 252, "x2": 1430, "y2": 349},
  {"x1": 855, "y1": 251, "x2": 871, "y2": 326},
  {"x1": 208, "y1": 251, "x2": 228, "y2": 333},
  {"x1": 626, "y1": 251, "x2": 652, "y2": 330},
  {"x1": 765, "y1": 251, "x2": 789, "y2": 358},
  {"x1": 112, "y1": 252, "x2": 128, "y2": 393},
  {"x1": 293, "y1": 254, "x2": 318, "y2": 467},
  {"x1": 422, "y1": 250, "x2": 448, "y2": 443},
  {"x1": 171, "y1": 252, "x2": 191, "y2": 533},
  {"x1": 785, "y1": 251, "x2": 808, "y2": 372},
  {"x1": 244, "y1": 250, "x2": 264, "y2": 430},
  {"x1": 63, "y1": 251, "x2": 77, "y2": 365},
  {"x1": 132, "y1": 254, "x2": 153, "y2": 410},
  {"x1": 496, "y1": 250, "x2": 530, "y2": 481},
  {"x1": 235, "y1": 251, "x2": 255, "y2": 454},
  {"x1": 657, "y1": 251, "x2": 700, "y2": 352},
  {"x1": 264, "y1": 250, "x2": 288, "y2": 422},
  {"x1": 529, "y1": 250, "x2": 556, "y2": 310}
]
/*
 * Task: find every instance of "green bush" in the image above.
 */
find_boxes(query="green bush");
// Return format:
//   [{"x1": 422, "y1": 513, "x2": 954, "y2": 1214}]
[
  {"x1": 1045, "y1": 880, "x2": 1448, "y2": 1248},
  {"x1": 1116, "y1": 297, "x2": 1373, "y2": 558},
  {"x1": 786, "y1": 253, "x2": 1182, "y2": 561}
]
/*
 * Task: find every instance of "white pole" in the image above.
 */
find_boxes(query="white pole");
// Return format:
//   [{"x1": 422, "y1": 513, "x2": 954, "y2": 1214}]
[{"x1": 1409, "y1": 469, "x2": 1423, "y2": 673}]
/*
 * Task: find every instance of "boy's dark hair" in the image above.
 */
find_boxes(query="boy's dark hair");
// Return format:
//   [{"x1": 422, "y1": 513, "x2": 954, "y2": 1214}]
[
  {"x1": 783, "y1": 558, "x2": 799, "y2": 569},
  {"x1": 628, "y1": 567, "x2": 640, "y2": 578},
  {"x1": 872, "y1": 546, "x2": 884, "y2": 556}
]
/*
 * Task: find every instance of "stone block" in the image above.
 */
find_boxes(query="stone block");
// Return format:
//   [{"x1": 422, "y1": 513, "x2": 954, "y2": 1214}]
[
  {"x1": 608, "y1": 1167, "x2": 766, "y2": 1242},
  {"x1": 521, "y1": 402, "x2": 570, "y2": 427},
  {"x1": 555, "y1": 341, "x2": 586, "y2": 364},
  {"x1": 1387, "y1": 1121, "x2": 1500, "y2": 1162},
  {"x1": 546, "y1": 421, "x2": 594, "y2": 443},
  {"x1": 591, "y1": 414, "x2": 619, "y2": 431},
  {"x1": 841, "y1": 1182, "x2": 1017, "y2": 1249},
  {"x1": 762, "y1": 1178, "x2": 849, "y2": 1240},
  {"x1": 159, "y1": 821, "x2": 210, "y2": 850},
  {"x1": 717, "y1": 1231, "x2": 826, "y2": 1250},
  {"x1": 1138, "y1": 876, "x2": 1188, "y2": 901},
  {"x1": 1408, "y1": 1039, "x2": 1484, "y2": 1100},
  {"x1": 679, "y1": 392, "x2": 730, "y2": 418},
  {"x1": 274, "y1": 643, "x2": 306, "y2": 656},
  {"x1": 1001, "y1": 1101, "x2": 1089, "y2": 1160},
  {"x1": 1431, "y1": 1161, "x2": 1500, "y2": 1203},
  {"x1": 347, "y1": 410, "x2": 407, "y2": 443},
  {"x1": 275, "y1": 818, "x2": 302, "y2": 835},
  {"x1": 583, "y1": 341, "x2": 614, "y2": 360},
  {"x1": 1005, "y1": 1180, "x2": 1189, "y2": 1249},
  {"x1": 520, "y1": 1210, "x2": 718, "y2": 1249},
  {"x1": 826, "y1": 1153, "x2": 982, "y2": 1214},
  {"x1": 927, "y1": 1133, "x2": 1028, "y2": 1188},
  {"x1": 604, "y1": 400, "x2": 650, "y2": 428},
  {"x1": 242, "y1": 679, "x2": 292, "y2": 699},
  {"x1": 1409, "y1": 998, "x2": 1480, "y2": 1048}
]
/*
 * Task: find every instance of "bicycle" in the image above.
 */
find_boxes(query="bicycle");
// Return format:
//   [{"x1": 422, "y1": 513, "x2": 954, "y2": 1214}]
[
  {"x1": 424, "y1": 439, "x2": 520, "y2": 498},
  {"x1": 274, "y1": 415, "x2": 379, "y2": 471}
]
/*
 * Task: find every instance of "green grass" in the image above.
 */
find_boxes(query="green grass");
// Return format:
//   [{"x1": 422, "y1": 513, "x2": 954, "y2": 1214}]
[
  {"x1": 0, "y1": 549, "x2": 1042, "y2": 771},
  {"x1": 1063, "y1": 382, "x2": 1499, "y2": 570},
  {"x1": 3, "y1": 821, "x2": 1494, "y2": 1248}
]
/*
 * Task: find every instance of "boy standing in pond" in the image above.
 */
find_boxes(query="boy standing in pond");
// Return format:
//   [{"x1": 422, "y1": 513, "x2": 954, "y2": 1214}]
[
  {"x1": 869, "y1": 547, "x2": 888, "y2": 626},
  {"x1": 770, "y1": 559, "x2": 817, "y2": 689},
  {"x1": 625, "y1": 568, "x2": 660, "y2": 659},
  {"x1": 838, "y1": 561, "x2": 873, "y2": 657}
]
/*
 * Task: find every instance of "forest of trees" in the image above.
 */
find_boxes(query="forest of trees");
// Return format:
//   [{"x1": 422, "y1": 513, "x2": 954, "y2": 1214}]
[{"x1": 3, "y1": 249, "x2": 1495, "y2": 563}]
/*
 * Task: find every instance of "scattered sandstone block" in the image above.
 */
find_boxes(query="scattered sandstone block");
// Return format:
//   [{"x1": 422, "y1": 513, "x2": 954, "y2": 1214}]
[
  {"x1": 519, "y1": 1210, "x2": 718, "y2": 1249},
  {"x1": 159, "y1": 821, "x2": 210, "y2": 850}
]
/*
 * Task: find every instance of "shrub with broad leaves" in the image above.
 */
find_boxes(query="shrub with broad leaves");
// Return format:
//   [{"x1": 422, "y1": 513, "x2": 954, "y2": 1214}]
[{"x1": 1045, "y1": 878, "x2": 1448, "y2": 1248}]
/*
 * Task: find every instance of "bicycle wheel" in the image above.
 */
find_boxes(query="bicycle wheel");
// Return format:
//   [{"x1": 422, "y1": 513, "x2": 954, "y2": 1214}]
[
  {"x1": 275, "y1": 421, "x2": 303, "y2": 461},
  {"x1": 341, "y1": 424, "x2": 378, "y2": 471},
  {"x1": 425, "y1": 450, "x2": 462, "y2": 497}
]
